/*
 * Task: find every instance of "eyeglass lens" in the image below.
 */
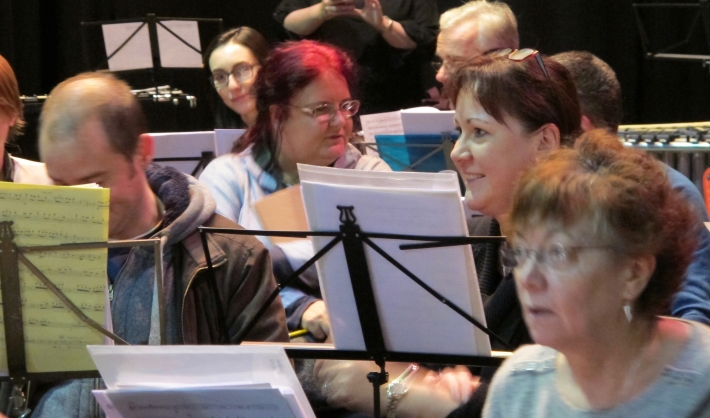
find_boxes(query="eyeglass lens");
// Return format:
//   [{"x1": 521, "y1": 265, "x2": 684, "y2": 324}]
[
  {"x1": 212, "y1": 63, "x2": 254, "y2": 88},
  {"x1": 311, "y1": 100, "x2": 360, "y2": 121}
]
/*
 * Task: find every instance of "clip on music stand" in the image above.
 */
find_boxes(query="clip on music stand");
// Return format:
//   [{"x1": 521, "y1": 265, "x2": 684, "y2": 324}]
[
  {"x1": 0, "y1": 221, "x2": 167, "y2": 417},
  {"x1": 633, "y1": 0, "x2": 710, "y2": 70},
  {"x1": 199, "y1": 206, "x2": 511, "y2": 418}
]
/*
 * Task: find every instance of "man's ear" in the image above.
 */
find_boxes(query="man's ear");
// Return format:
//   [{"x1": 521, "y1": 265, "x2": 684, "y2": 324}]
[
  {"x1": 581, "y1": 115, "x2": 595, "y2": 132},
  {"x1": 622, "y1": 254, "x2": 656, "y2": 302},
  {"x1": 135, "y1": 134, "x2": 154, "y2": 169},
  {"x1": 535, "y1": 123, "x2": 560, "y2": 156}
]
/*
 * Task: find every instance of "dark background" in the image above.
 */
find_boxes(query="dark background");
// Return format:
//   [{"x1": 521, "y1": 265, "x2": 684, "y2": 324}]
[{"x1": 2, "y1": 0, "x2": 709, "y2": 159}]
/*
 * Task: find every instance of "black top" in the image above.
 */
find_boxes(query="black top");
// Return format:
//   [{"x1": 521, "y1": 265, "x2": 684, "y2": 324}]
[{"x1": 274, "y1": 0, "x2": 439, "y2": 114}]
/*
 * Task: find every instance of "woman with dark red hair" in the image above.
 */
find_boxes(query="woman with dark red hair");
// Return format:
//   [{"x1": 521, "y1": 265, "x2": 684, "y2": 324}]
[{"x1": 200, "y1": 40, "x2": 390, "y2": 340}]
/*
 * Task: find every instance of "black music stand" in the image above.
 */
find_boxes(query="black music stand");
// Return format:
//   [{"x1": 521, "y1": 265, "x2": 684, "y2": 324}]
[
  {"x1": 633, "y1": 1, "x2": 710, "y2": 70},
  {"x1": 199, "y1": 206, "x2": 511, "y2": 418},
  {"x1": 0, "y1": 222, "x2": 170, "y2": 417},
  {"x1": 153, "y1": 151, "x2": 215, "y2": 177}
]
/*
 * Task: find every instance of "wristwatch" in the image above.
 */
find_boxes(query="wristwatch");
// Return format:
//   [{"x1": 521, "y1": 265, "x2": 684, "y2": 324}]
[{"x1": 386, "y1": 363, "x2": 419, "y2": 418}]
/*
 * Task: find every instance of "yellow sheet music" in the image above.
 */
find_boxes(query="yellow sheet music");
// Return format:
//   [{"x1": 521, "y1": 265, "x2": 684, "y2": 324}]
[{"x1": 0, "y1": 182, "x2": 109, "y2": 373}]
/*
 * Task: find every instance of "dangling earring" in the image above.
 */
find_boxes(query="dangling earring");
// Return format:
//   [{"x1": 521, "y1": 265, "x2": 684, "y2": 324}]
[{"x1": 624, "y1": 302, "x2": 633, "y2": 323}]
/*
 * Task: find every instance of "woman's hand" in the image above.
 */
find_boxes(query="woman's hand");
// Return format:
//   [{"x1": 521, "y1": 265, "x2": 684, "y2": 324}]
[
  {"x1": 422, "y1": 366, "x2": 480, "y2": 404},
  {"x1": 319, "y1": 0, "x2": 358, "y2": 21},
  {"x1": 316, "y1": 360, "x2": 381, "y2": 413},
  {"x1": 355, "y1": 0, "x2": 387, "y2": 31},
  {"x1": 301, "y1": 300, "x2": 331, "y2": 340}
]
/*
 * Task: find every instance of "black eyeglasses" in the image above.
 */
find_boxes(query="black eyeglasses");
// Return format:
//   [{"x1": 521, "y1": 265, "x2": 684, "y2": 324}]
[
  {"x1": 210, "y1": 62, "x2": 258, "y2": 89},
  {"x1": 290, "y1": 100, "x2": 361, "y2": 123},
  {"x1": 490, "y1": 48, "x2": 551, "y2": 81}
]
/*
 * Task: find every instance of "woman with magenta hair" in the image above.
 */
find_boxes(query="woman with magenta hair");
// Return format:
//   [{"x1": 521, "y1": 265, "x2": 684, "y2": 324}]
[{"x1": 200, "y1": 40, "x2": 390, "y2": 340}]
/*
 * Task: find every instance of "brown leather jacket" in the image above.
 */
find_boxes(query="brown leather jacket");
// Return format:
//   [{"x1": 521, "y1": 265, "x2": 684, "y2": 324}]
[{"x1": 179, "y1": 213, "x2": 289, "y2": 344}]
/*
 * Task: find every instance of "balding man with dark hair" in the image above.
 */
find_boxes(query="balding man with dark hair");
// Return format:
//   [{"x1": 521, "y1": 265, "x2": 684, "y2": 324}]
[
  {"x1": 553, "y1": 50, "x2": 710, "y2": 326},
  {"x1": 33, "y1": 72, "x2": 288, "y2": 417}
]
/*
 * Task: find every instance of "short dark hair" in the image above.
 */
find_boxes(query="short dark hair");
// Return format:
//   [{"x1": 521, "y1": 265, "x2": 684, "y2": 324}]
[
  {"x1": 552, "y1": 51, "x2": 623, "y2": 132},
  {"x1": 510, "y1": 129, "x2": 698, "y2": 319},
  {"x1": 203, "y1": 27, "x2": 271, "y2": 129},
  {"x1": 444, "y1": 53, "x2": 582, "y2": 146},
  {"x1": 39, "y1": 72, "x2": 147, "y2": 161},
  {"x1": 235, "y1": 40, "x2": 357, "y2": 173},
  {"x1": 0, "y1": 54, "x2": 25, "y2": 141}
]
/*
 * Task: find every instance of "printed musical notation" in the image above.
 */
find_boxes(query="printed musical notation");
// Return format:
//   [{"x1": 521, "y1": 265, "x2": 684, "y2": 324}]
[{"x1": 0, "y1": 182, "x2": 110, "y2": 374}]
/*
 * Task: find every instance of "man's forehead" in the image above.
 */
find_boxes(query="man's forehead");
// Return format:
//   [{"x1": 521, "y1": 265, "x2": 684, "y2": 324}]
[{"x1": 437, "y1": 23, "x2": 485, "y2": 59}]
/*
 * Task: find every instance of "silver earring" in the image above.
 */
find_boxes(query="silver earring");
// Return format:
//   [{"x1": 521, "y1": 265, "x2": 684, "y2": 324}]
[{"x1": 624, "y1": 302, "x2": 633, "y2": 323}]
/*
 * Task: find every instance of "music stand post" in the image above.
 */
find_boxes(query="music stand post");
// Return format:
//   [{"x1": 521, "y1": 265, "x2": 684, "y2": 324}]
[
  {"x1": 199, "y1": 206, "x2": 511, "y2": 418},
  {"x1": 0, "y1": 222, "x2": 168, "y2": 417}
]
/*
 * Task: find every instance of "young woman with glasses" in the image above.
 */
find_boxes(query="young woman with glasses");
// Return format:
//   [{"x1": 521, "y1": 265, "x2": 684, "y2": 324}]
[
  {"x1": 203, "y1": 27, "x2": 270, "y2": 128},
  {"x1": 200, "y1": 40, "x2": 390, "y2": 342}
]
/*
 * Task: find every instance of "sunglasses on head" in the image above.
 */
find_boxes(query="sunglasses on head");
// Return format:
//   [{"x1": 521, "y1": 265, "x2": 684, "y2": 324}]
[{"x1": 489, "y1": 48, "x2": 551, "y2": 81}]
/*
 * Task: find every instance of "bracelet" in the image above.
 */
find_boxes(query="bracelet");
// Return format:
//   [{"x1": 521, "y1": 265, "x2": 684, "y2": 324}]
[
  {"x1": 386, "y1": 364, "x2": 419, "y2": 418},
  {"x1": 381, "y1": 16, "x2": 394, "y2": 33}
]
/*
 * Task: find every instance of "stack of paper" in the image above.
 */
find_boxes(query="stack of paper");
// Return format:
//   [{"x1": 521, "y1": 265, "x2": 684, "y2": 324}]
[
  {"x1": 299, "y1": 166, "x2": 490, "y2": 356},
  {"x1": 89, "y1": 345, "x2": 314, "y2": 418}
]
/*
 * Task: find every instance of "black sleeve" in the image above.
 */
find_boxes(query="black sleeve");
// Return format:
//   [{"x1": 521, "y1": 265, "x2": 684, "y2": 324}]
[
  {"x1": 274, "y1": 0, "x2": 314, "y2": 27},
  {"x1": 397, "y1": 0, "x2": 439, "y2": 46}
]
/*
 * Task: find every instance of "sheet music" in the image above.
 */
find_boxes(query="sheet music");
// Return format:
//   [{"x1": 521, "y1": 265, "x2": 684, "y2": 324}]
[
  {"x1": 151, "y1": 131, "x2": 216, "y2": 175},
  {"x1": 102, "y1": 22, "x2": 153, "y2": 71},
  {"x1": 214, "y1": 129, "x2": 247, "y2": 156},
  {"x1": 88, "y1": 345, "x2": 315, "y2": 418},
  {"x1": 156, "y1": 20, "x2": 203, "y2": 68},
  {"x1": 0, "y1": 182, "x2": 109, "y2": 374},
  {"x1": 400, "y1": 108, "x2": 457, "y2": 135},
  {"x1": 103, "y1": 387, "x2": 297, "y2": 418},
  {"x1": 299, "y1": 165, "x2": 491, "y2": 356},
  {"x1": 359, "y1": 111, "x2": 403, "y2": 157}
]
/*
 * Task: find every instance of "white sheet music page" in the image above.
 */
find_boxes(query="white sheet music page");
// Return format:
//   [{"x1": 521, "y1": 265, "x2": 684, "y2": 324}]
[
  {"x1": 150, "y1": 131, "x2": 216, "y2": 175},
  {"x1": 88, "y1": 345, "x2": 315, "y2": 418},
  {"x1": 298, "y1": 165, "x2": 490, "y2": 356}
]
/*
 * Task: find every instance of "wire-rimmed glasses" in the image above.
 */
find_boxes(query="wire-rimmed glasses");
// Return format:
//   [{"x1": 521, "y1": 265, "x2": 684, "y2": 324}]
[
  {"x1": 290, "y1": 99, "x2": 361, "y2": 123},
  {"x1": 501, "y1": 243, "x2": 612, "y2": 272}
]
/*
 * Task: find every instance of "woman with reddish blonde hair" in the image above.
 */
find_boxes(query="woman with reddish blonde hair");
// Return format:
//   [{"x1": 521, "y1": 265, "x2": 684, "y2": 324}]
[
  {"x1": 0, "y1": 54, "x2": 51, "y2": 184},
  {"x1": 484, "y1": 130, "x2": 710, "y2": 417}
]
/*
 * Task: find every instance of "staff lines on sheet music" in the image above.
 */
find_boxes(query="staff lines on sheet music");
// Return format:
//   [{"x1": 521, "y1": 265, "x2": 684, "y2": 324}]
[
  {"x1": 17, "y1": 266, "x2": 106, "y2": 279},
  {"x1": 0, "y1": 336, "x2": 93, "y2": 348},
  {"x1": 10, "y1": 228, "x2": 104, "y2": 242},
  {"x1": 0, "y1": 299, "x2": 104, "y2": 312},
  {"x1": 1, "y1": 209, "x2": 105, "y2": 225},
  {"x1": 1, "y1": 280, "x2": 107, "y2": 294},
  {"x1": 0, "y1": 192, "x2": 109, "y2": 208},
  {"x1": 127, "y1": 402, "x2": 282, "y2": 412},
  {"x1": 26, "y1": 251, "x2": 104, "y2": 262}
]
